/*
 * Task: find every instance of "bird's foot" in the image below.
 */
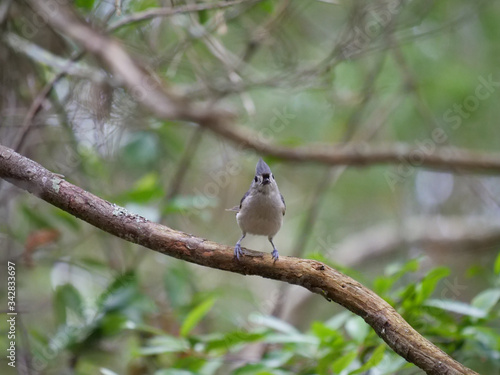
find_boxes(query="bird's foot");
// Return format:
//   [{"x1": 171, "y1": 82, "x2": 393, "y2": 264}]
[
  {"x1": 271, "y1": 249, "x2": 279, "y2": 262},
  {"x1": 234, "y1": 243, "x2": 243, "y2": 260}
]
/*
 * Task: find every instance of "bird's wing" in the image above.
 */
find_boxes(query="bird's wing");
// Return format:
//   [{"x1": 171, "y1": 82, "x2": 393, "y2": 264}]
[
  {"x1": 281, "y1": 193, "x2": 286, "y2": 216},
  {"x1": 239, "y1": 190, "x2": 250, "y2": 209},
  {"x1": 226, "y1": 191, "x2": 251, "y2": 213}
]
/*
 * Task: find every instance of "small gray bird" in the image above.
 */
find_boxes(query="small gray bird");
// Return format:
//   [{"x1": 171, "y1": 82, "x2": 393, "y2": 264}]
[{"x1": 231, "y1": 158, "x2": 285, "y2": 261}]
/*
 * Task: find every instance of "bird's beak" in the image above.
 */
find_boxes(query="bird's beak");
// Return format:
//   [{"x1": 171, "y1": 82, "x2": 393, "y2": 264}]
[{"x1": 262, "y1": 177, "x2": 270, "y2": 185}]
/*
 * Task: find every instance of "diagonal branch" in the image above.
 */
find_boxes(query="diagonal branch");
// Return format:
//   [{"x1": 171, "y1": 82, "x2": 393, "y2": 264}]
[{"x1": 0, "y1": 144, "x2": 479, "y2": 375}]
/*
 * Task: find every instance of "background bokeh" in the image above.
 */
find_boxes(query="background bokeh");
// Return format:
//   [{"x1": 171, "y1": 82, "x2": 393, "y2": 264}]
[{"x1": 1, "y1": 0, "x2": 499, "y2": 374}]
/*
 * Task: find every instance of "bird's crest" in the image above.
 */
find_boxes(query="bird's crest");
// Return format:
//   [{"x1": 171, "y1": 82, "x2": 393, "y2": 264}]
[{"x1": 256, "y1": 158, "x2": 272, "y2": 175}]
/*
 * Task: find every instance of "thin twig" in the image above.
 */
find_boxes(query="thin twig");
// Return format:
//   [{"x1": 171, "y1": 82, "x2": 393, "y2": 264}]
[
  {"x1": 4, "y1": 34, "x2": 106, "y2": 83},
  {"x1": 160, "y1": 127, "x2": 205, "y2": 222},
  {"x1": 107, "y1": 0, "x2": 261, "y2": 32},
  {"x1": 13, "y1": 51, "x2": 85, "y2": 152},
  {"x1": 115, "y1": 0, "x2": 122, "y2": 16}
]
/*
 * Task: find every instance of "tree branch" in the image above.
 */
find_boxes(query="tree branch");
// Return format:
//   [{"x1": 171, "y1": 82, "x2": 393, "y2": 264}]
[
  {"x1": 26, "y1": 0, "x2": 500, "y2": 175},
  {"x1": 192, "y1": 128, "x2": 500, "y2": 173},
  {"x1": 0, "y1": 144, "x2": 479, "y2": 374},
  {"x1": 334, "y1": 216, "x2": 500, "y2": 266},
  {"x1": 107, "y1": 0, "x2": 260, "y2": 32}
]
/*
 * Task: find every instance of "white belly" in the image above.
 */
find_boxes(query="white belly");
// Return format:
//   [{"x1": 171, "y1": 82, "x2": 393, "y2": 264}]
[{"x1": 236, "y1": 192, "x2": 284, "y2": 237}]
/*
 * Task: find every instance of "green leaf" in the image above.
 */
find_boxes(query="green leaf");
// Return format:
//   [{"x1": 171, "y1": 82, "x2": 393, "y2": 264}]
[
  {"x1": 162, "y1": 195, "x2": 218, "y2": 215},
  {"x1": 232, "y1": 363, "x2": 286, "y2": 375},
  {"x1": 164, "y1": 264, "x2": 194, "y2": 309},
  {"x1": 204, "y1": 331, "x2": 266, "y2": 351},
  {"x1": 180, "y1": 297, "x2": 216, "y2": 337},
  {"x1": 100, "y1": 368, "x2": 119, "y2": 375},
  {"x1": 345, "y1": 316, "x2": 369, "y2": 343},
  {"x1": 372, "y1": 353, "x2": 408, "y2": 374},
  {"x1": 52, "y1": 208, "x2": 80, "y2": 231},
  {"x1": 374, "y1": 276, "x2": 394, "y2": 295},
  {"x1": 155, "y1": 370, "x2": 195, "y2": 375},
  {"x1": 20, "y1": 203, "x2": 52, "y2": 228},
  {"x1": 140, "y1": 335, "x2": 190, "y2": 355},
  {"x1": 75, "y1": 0, "x2": 95, "y2": 11},
  {"x1": 324, "y1": 311, "x2": 351, "y2": 330},
  {"x1": 311, "y1": 321, "x2": 342, "y2": 343},
  {"x1": 416, "y1": 267, "x2": 450, "y2": 303},
  {"x1": 130, "y1": 0, "x2": 158, "y2": 12},
  {"x1": 121, "y1": 132, "x2": 160, "y2": 168},
  {"x1": 249, "y1": 314, "x2": 299, "y2": 335},
  {"x1": 463, "y1": 326, "x2": 499, "y2": 350},
  {"x1": 53, "y1": 288, "x2": 67, "y2": 325},
  {"x1": 264, "y1": 333, "x2": 318, "y2": 345},
  {"x1": 424, "y1": 299, "x2": 487, "y2": 318},
  {"x1": 53, "y1": 284, "x2": 84, "y2": 325},
  {"x1": 258, "y1": 0, "x2": 274, "y2": 14},
  {"x1": 117, "y1": 172, "x2": 163, "y2": 203},
  {"x1": 260, "y1": 351, "x2": 294, "y2": 368},
  {"x1": 471, "y1": 289, "x2": 500, "y2": 315},
  {"x1": 132, "y1": 172, "x2": 161, "y2": 194},
  {"x1": 385, "y1": 259, "x2": 420, "y2": 277},
  {"x1": 466, "y1": 265, "x2": 484, "y2": 278},
  {"x1": 100, "y1": 312, "x2": 128, "y2": 336},
  {"x1": 494, "y1": 252, "x2": 500, "y2": 274},
  {"x1": 332, "y1": 351, "x2": 357, "y2": 373},
  {"x1": 376, "y1": 259, "x2": 421, "y2": 296},
  {"x1": 198, "y1": 9, "x2": 208, "y2": 24},
  {"x1": 97, "y1": 271, "x2": 138, "y2": 313},
  {"x1": 349, "y1": 345, "x2": 386, "y2": 374},
  {"x1": 48, "y1": 323, "x2": 84, "y2": 353}
]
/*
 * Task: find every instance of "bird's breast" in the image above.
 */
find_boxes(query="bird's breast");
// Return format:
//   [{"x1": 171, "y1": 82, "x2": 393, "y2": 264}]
[{"x1": 237, "y1": 192, "x2": 284, "y2": 236}]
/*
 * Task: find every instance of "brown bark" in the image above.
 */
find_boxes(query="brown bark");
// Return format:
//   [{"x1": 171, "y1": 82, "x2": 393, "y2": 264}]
[{"x1": 0, "y1": 144, "x2": 478, "y2": 375}]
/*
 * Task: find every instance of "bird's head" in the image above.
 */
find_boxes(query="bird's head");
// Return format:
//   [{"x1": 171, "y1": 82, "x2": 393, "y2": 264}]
[{"x1": 252, "y1": 158, "x2": 278, "y2": 193}]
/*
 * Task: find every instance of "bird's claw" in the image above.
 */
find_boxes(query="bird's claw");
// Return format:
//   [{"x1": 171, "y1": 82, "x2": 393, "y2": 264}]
[
  {"x1": 234, "y1": 243, "x2": 243, "y2": 260},
  {"x1": 271, "y1": 249, "x2": 279, "y2": 262}
]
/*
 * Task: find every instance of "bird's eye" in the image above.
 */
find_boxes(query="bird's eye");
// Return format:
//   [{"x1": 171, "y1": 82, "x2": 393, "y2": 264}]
[{"x1": 254, "y1": 176, "x2": 258, "y2": 182}]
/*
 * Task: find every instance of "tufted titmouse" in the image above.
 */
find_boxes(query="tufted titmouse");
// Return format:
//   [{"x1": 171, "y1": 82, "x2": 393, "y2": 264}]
[{"x1": 230, "y1": 158, "x2": 286, "y2": 261}]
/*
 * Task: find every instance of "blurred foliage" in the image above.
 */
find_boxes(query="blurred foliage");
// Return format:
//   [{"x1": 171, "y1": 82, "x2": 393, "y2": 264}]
[
  {"x1": 14, "y1": 258, "x2": 500, "y2": 374},
  {"x1": 1, "y1": 0, "x2": 500, "y2": 374}
]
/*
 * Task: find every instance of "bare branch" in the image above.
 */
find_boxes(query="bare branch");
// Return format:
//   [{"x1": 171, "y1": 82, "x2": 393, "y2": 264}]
[
  {"x1": 107, "y1": 0, "x2": 261, "y2": 32},
  {"x1": 189, "y1": 123, "x2": 500, "y2": 173},
  {"x1": 4, "y1": 33, "x2": 106, "y2": 83},
  {"x1": 0, "y1": 144, "x2": 479, "y2": 375},
  {"x1": 0, "y1": 0, "x2": 13, "y2": 25},
  {"x1": 334, "y1": 216, "x2": 500, "y2": 266},
  {"x1": 27, "y1": 0, "x2": 208, "y2": 122},
  {"x1": 13, "y1": 49, "x2": 85, "y2": 152}
]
